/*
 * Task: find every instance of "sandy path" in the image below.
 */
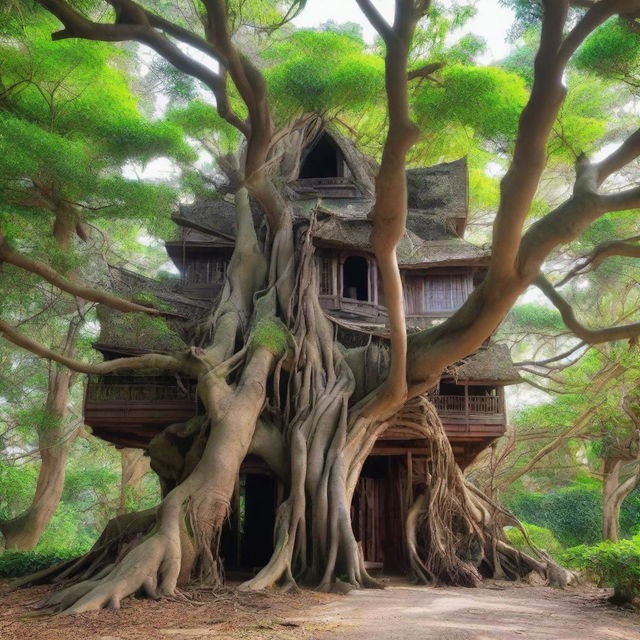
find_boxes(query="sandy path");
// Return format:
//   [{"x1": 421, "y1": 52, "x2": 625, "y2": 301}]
[
  {"x1": 1, "y1": 581, "x2": 638, "y2": 640},
  {"x1": 291, "y1": 583, "x2": 640, "y2": 640}
]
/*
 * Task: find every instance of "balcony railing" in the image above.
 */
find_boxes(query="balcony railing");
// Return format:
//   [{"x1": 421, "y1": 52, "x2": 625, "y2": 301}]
[
  {"x1": 431, "y1": 394, "x2": 502, "y2": 415},
  {"x1": 86, "y1": 377, "x2": 197, "y2": 403}
]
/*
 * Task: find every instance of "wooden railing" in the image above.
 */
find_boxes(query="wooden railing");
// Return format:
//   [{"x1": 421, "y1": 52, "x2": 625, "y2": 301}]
[
  {"x1": 86, "y1": 376, "x2": 197, "y2": 403},
  {"x1": 431, "y1": 394, "x2": 502, "y2": 415}
]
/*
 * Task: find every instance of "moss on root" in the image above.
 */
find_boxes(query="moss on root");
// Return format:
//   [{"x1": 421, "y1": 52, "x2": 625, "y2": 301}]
[{"x1": 250, "y1": 318, "x2": 290, "y2": 356}]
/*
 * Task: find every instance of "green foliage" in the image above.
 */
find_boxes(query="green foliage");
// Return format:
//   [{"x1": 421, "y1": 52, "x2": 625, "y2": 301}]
[
  {"x1": 413, "y1": 65, "x2": 528, "y2": 143},
  {"x1": 507, "y1": 303, "x2": 565, "y2": 332},
  {"x1": 0, "y1": 550, "x2": 76, "y2": 578},
  {"x1": 504, "y1": 522, "x2": 564, "y2": 558},
  {"x1": 560, "y1": 536, "x2": 640, "y2": 602},
  {"x1": 505, "y1": 484, "x2": 603, "y2": 547},
  {"x1": 264, "y1": 30, "x2": 384, "y2": 119},
  {"x1": 0, "y1": 18, "x2": 192, "y2": 229},
  {"x1": 167, "y1": 99, "x2": 240, "y2": 154},
  {"x1": 575, "y1": 18, "x2": 640, "y2": 86}
]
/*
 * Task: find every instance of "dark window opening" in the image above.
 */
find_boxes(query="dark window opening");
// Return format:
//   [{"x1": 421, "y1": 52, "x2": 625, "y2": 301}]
[
  {"x1": 438, "y1": 382, "x2": 465, "y2": 396},
  {"x1": 342, "y1": 256, "x2": 369, "y2": 301},
  {"x1": 183, "y1": 257, "x2": 228, "y2": 285},
  {"x1": 299, "y1": 133, "x2": 344, "y2": 179}
]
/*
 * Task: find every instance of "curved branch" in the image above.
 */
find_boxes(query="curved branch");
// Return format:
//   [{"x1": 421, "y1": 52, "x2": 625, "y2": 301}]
[
  {"x1": 0, "y1": 236, "x2": 185, "y2": 319},
  {"x1": 596, "y1": 127, "x2": 640, "y2": 184},
  {"x1": 358, "y1": 0, "x2": 430, "y2": 416},
  {"x1": 408, "y1": 62, "x2": 444, "y2": 81},
  {"x1": 514, "y1": 341, "x2": 587, "y2": 367},
  {"x1": 35, "y1": 0, "x2": 248, "y2": 136},
  {"x1": 0, "y1": 319, "x2": 188, "y2": 375},
  {"x1": 536, "y1": 275, "x2": 640, "y2": 344},
  {"x1": 354, "y1": 0, "x2": 394, "y2": 42},
  {"x1": 556, "y1": 236, "x2": 640, "y2": 286}
]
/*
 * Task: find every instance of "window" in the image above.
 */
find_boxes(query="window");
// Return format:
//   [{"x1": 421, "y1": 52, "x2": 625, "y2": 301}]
[
  {"x1": 424, "y1": 274, "x2": 472, "y2": 313},
  {"x1": 184, "y1": 257, "x2": 227, "y2": 285},
  {"x1": 299, "y1": 133, "x2": 344, "y2": 179},
  {"x1": 318, "y1": 257, "x2": 334, "y2": 295},
  {"x1": 342, "y1": 256, "x2": 369, "y2": 301}
]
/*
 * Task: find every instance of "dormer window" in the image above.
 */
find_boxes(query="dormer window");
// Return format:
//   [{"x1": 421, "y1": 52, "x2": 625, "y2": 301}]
[{"x1": 300, "y1": 132, "x2": 345, "y2": 179}]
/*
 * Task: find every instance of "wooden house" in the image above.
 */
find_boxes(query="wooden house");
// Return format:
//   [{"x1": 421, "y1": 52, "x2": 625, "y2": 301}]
[{"x1": 83, "y1": 128, "x2": 520, "y2": 574}]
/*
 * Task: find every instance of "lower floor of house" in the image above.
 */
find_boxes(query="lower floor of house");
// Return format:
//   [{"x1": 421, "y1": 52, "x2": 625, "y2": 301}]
[{"x1": 221, "y1": 450, "x2": 476, "y2": 577}]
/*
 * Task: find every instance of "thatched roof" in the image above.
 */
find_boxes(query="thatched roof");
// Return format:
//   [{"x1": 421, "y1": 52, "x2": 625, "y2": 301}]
[
  {"x1": 311, "y1": 213, "x2": 489, "y2": 267},
  {"x1": 172, "y1": 197, "x2": 241, "y2": 241},
  {"x1": 406, "y1": 158, "x2": 468, "y2": 221},
  {"x1": 445, "y1": 342, "x2": 522, "y2": 385},
  {"x1": 108, "y1": 267, "x2": 208, "y2": 320},
  {"x1": 95, "y1": 267, "x2": 209, "y2": 355}
]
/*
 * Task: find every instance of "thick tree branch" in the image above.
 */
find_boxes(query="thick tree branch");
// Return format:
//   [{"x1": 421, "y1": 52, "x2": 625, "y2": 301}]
[
  {"x1": 0, "y1": 234, "x2": 185, "y2": 319},
  {"x1": 35, "y1": 0, "x2": 249, "y2": 136},
  {"x1": 596, "y1": 128, "x2": 640, "y2": 183},
  {"x1": 600, "y1": 184, "x2": 640, "y2": 211},
  {"x1": 358, "y1": 0, "x2": 431, "y2": 416},
  {"x1": 0, "y1": 319, "x2": 188, "y2": 375},
  {"x1": 536, "y1": 275, "x2": 640, "y2": 344},
  {"x1": 558, "y1": 0, "x2": 640, "y2": 64},
  {"x1": 354, "y1": 0, "x2": 394, "y2": 42},
  {"x1": 407, "y1": 62, "x2": 444, "y2": 81}
]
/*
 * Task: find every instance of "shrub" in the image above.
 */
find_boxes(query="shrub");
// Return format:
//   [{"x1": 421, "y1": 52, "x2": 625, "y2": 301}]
[
  {"x1": 0, "y1": 550, "x2": 76, "y2": 578},
  {"x1": 504, "y1": 484, "x2": 602, "y2": 547},
  {"x1": 560, "y1": 536, "x2": 640, "y2": 604},
  {"x1": 504, "y1": 522, "x2": 564, "y2": 559}
]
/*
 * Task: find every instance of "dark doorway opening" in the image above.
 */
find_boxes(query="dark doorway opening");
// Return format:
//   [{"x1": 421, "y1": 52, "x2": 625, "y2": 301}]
[
  {"x1": 299, "y1": 133, "x2": 344, "y2": 179},
  {"x1": 241, "y1": 473, "x2": 277, "y2": 568},
  {"x1": 351, "y1": 456, "x2": 410, "y2": 573},
  {"x1": 342, "y1": 255, "x2": 369, "y2": 301},
  {"x1": 220, "y1": 467, "x2": 277, "y2": 573}
]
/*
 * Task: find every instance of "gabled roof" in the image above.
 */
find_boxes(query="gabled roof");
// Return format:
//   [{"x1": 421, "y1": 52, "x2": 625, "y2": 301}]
[
  {"x1": 94, "y1": 267, "x2": 209, "y2": 356},
  {"x1": 172, "y1": 197, "x2": 241, "y2": 241},
  {"x1": 311, "y1": 214, "x2": 489, "y2": 267},
  {"x1": 444, "y1": 342, "x2": 522, "y2": 385},
  {"x1": 406, "y1": 158, "x2": 468, "y2": 232}
]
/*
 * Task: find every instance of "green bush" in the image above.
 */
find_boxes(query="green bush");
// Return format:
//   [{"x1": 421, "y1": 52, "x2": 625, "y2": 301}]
[
  {"x1": 504, "y1": 522, "x2": 564, "y2": 559},
  {"x1": 505, "y1": 484, "x2": 602, "y2": 547},
  {"x1": 506, "y1": 483, "x2": 640, "y2": 547},
  {"x1": 560, "y1": 536, "x2": 640, "y2": 604},
  {"x1": 0, "y1": 550, "x2": 76, "y2": 578}
]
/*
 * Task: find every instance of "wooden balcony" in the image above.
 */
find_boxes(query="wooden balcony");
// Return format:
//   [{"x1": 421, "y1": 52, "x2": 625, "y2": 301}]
[
  {"x1": 431, "y1": 394, "x2": 503, "y2": 415},
  {"x1": 431, "y1": 392, "x2": 506, "y2": 443},
  {"x1": 84, "y1": 375, "x2": 506, "y2": 460},
  {"x1": 83, "y1": 376, "x2": 199, "y2": 448}
]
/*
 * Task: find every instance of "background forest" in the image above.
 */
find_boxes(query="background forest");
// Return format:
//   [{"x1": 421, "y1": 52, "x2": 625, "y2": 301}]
[{"x1": 1, "y1": 0, "x2": 640, "y2": 598}]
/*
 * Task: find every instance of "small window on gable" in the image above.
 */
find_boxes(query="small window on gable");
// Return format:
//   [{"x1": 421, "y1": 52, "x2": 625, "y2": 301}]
[
  {"x1": 299, "y1": 133, "x2": 345, "y2": 179},
  {"x1": 424, "y1": 273, "x2": 472, "y2": 313}
]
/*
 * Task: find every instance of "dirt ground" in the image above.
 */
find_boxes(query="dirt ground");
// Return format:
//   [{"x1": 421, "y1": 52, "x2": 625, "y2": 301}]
[{"x1": 1, "y1": 579, "x2": 639, "y2": 640}]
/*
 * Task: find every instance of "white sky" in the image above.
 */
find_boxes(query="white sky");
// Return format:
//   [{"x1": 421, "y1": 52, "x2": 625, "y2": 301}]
[{"x1": 294, "y1": 0, "x2": 515, "y2": 61}]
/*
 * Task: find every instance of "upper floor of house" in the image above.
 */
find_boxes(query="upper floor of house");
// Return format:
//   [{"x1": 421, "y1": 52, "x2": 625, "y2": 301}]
[{"x1": 166, "y1": 129, "x2": 489, "y2": 328}]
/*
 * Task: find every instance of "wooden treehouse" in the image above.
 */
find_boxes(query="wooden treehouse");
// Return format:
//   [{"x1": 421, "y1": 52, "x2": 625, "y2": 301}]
[{"x1": 84, "y1": 127, "x2": 520, "y2": 575}]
